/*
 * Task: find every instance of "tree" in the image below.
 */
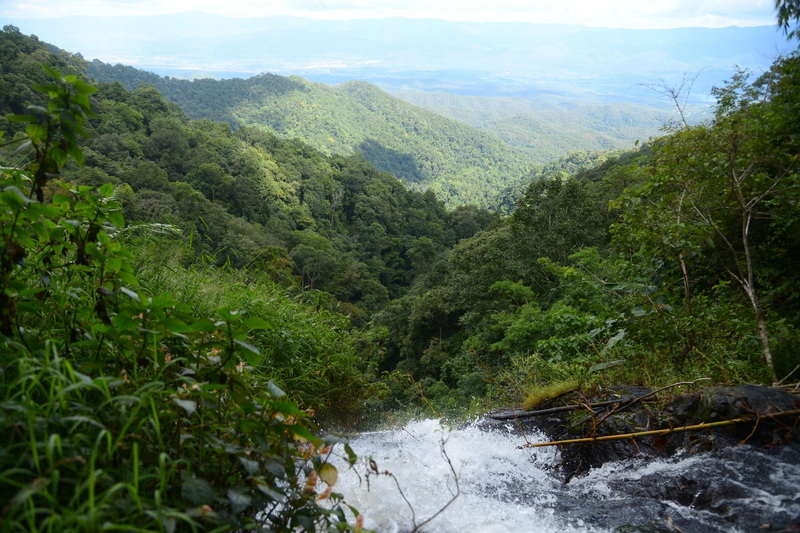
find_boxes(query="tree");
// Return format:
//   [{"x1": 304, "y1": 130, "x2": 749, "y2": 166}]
[
  {"x1": 776, "y1": 0, "x2": 800, "y2": 40},
  {"x1": 615, "y1": 62, "x2": 800, "y2": 382}
]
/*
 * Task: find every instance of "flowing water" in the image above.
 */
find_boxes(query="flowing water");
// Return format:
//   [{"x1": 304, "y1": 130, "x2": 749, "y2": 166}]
[{"x1": 329, "y1": 419, "x2": 800, "y2": 532}]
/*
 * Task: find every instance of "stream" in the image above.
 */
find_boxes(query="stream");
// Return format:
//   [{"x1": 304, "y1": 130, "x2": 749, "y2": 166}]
[{"x1": 329, "y1": 418, "x2": 800, "y2": 532}]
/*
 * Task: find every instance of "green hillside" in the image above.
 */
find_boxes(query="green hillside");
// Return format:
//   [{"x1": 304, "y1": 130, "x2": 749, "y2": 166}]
[
  {"x1": 87, "y1": 61, "x2": 537, "y2": 208},
  {"x1": 0, "y1": 28, "x2": 499, "y2": 322},
  {"x1": 389, "y1": 88, "x2": 676, "y2": 163},
  {"x1": 2, "y1": 24, "x2": 798, "y2": 531}
]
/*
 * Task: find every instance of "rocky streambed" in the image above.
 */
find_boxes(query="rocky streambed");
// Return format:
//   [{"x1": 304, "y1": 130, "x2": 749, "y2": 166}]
[{"x1": 483, "y1": 384, "x2": 800, "y2": 532}]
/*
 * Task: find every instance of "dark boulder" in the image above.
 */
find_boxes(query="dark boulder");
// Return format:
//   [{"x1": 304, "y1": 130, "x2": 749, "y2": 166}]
[
  {"x1": 485, "y1": 384, "x2": 799, "y2": 480},
  {"x1": 661, "y1": 384, "x2": 799, "y2": 451}
]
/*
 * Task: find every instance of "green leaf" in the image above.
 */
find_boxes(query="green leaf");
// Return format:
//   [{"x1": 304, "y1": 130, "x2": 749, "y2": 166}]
[
  {"x1": 6, "y1": 114, "x2": 39, "y2": 124},
  {"x1": 161, "y1": 317, "x2": 192, "y2": 334},
  {"x1": 50, "y1": 146, "x2": 67, "y2": 170},
  {"x1": 344, "y1": 443, "x2": 358, "y2": 467},
  {"x1": 42, "y1": 63, "x2": 64, "y2": 82},
  {"x1": 186, "y1": 318, "x2": 217, "y2": 332},
  {"x1": 289, "y1": 424, "x2": 318, "y2": 444},
  {"x1": 67, "y1": 143, "x2": 84, "y2": 166},
  {"x1": 1, "y1": 187, "x2": 31, "y2": 209},
  {"x1": 256, "y1": 483, "x2": 286, "y2": 503},
  {"x1": 98, "y1": 182, "x2": 114, "y2": 197},
  {"x1": 52, "y1": 193, "x2": 71, "y2": 206},
  {"x1": 107, "y1": 210, "x2": 125, "y2": 229},
  {"x1": 234, "y1": 338, "x2": 259, "y2": 355},
  {"x1": 267, "y1": 381, "x2": 286, "y2": 398},
  {"x1": 244, "y1": 347, "x2": 262, "y2": 367},
  {"x1": 118, "y1": 270, "x2": 139, "y2": 285},
  {"x1": 105, "y1": 257, "x2": 123, "y2": 273},
  {"x1": 228, "y1": 373, "x2": 249, "y2": 404},
  {"x1": 172, "y1": 398, "x2": 197, "y2": 417},
  {"x1": 227, "y1": 488, "x2": 252, "y2": 513},
  {"x1": 242, "y1": 316, "x2": 271, "y2": 329},
  {"x1": 181, "y1": 477, "x2": 215, "y2": 505},
  {"x1": 238, "y1": 457, "x2": 260, "y2": 476},
  {"x1": 24, "y1": 123, "x2": 46, "y2": 143},
  {"x1": 318, "y1": 463, "x2": 338, "y2": 486}
]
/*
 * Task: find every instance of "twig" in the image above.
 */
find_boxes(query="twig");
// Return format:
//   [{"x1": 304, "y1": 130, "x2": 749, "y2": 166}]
[
  {"x1": 489, "y1": 400, "x2": 636, "y2": 420},
  {"x1": 410, "y1": 438, "x2": 460, "y2": 533},
  {"x1": 366, "y1": 433, "x2": 461, "y2": 533},
  {"x1": 408, "y1": 374, "x2": 443, "y2": 420},
  {"x1": 777, "y1": 364, "x2": 800, "y2": 386}
]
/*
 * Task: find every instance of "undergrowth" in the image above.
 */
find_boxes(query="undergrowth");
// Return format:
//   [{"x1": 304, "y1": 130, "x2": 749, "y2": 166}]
[{"x1": 0, "y1": 67, "x2": 362, "y2": 531}]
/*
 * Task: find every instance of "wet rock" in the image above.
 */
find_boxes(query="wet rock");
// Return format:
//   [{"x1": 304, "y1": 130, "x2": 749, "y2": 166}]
[
  {"x1": 599, "y1": 445, "x2": 800, "y2": 532},
  {"x1": 488, "y1": 385, "x2": 800, "y2": 480},
  {"x1": 481, "y1": 385, "x2": 800, "y2": 532},
  {"x1": 660, "y1": 385, "x2": 800, "y2": 451},
  {"x1": 553, "y1": 497, "x2": 677, "y2": 532}
]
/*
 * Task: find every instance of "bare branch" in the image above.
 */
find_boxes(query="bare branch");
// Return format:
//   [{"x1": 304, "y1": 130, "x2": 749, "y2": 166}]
[{"x1": 639, "y1": 71, "x2": 704, "y2": 127}]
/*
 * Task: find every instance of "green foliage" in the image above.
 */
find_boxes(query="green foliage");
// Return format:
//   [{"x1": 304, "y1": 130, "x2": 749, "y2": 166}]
[
  {"x1": 776, "y1": 0, "x2": 800, "y2": 40},
  {"x1": 87, "y1": 63, "x2": 536, "y2": 209},
  {"x1": 6, "y1": 64, "x2": 96, "y2": 200},
  {"x1": 0, "y1": 68, "x2": 361, "y2": 531},
  {"x1": 612, "y1": 58, "x2": 800, "y2": 382},
  {"x1": 2, "y1": 28, "x2": 499, "y2": 320},
  {"x1": 131, "y1": 239, "x2": 375, "y2": 424},
  {"x1": 371, "y1": 55, "x2": 799, "y2": 407},
  {"x1": 4, "y1": 27, "x2": 798, "y2": 424}
]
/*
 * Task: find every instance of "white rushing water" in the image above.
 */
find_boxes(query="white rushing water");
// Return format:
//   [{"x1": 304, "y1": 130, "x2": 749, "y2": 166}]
[
  {"x1": 329, "y1": 419, "x2": 599, "y2": 533},
  {"x1": 328, "y1": 418, "x2": 800, "y2": 533}
]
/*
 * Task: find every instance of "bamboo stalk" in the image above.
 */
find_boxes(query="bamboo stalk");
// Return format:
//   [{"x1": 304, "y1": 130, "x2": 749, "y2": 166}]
[{"x1": 524, "y1": 408, "x2": 800, "y2": 448}]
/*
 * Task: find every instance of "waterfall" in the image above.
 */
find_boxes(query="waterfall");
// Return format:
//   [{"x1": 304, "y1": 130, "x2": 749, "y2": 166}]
[{"x1": 329, "y1": 418, "x2": 800, "y2": 532}]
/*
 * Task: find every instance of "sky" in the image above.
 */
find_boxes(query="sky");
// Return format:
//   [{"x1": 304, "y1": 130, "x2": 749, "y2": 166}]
[{"x1": 1, "y1": 0, "x2": 779, "y2": 29}]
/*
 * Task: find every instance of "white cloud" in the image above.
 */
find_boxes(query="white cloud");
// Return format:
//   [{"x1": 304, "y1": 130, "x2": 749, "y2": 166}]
[{"x1": 2, "y1": 0, "x2": 778, "y2": 28}]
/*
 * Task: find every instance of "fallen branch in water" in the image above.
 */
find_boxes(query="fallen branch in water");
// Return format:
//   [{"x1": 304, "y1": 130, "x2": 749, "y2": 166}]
[
  {"x1": 365, "y1": 430, "x2": 460, "y2": 533},
  {"x1": 524, "y1": 408, "x2": 800, "y2": 448},
  {"x1": 489, "y1": 378, "x2": 710, "y2": 421}
]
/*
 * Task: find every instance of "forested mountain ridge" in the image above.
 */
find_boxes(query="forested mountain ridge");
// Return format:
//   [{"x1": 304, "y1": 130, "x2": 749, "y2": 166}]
[
  {"x1": 368, "y1": 51, "x2": 800, "y2": 411},
  {"x1": 2, "y1": 12, "x2": 799, "y2": 531},
  {"x1": 87, "y1": 60, "x2": 537, "y2": 208},
  {"x1": 390, "y1": 88, "x2": 674, "y2": 163},
  {"x1": 0, "y1": 26, "x2": 496, "y2": 322}
]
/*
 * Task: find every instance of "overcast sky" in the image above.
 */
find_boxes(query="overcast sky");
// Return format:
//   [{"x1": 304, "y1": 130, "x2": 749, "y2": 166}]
[{"x1": 2, "y1": 0, "x2": 779, "y2": 29}]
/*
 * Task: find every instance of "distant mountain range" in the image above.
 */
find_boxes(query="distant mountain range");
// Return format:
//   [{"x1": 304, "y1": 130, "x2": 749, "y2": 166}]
[
  {"x1": 84, "y1": 57, "x2": 677, "y2": 206},
  {"x1": 8, "y1": 13, "x2": 786, "y2": 207},
  {"x1": 9, "y1": 13, "x2": 790, "y2": 104}
]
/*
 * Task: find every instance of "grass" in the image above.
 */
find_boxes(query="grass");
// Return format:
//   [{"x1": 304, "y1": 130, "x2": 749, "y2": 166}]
[{"x1": 522, "y1": 380, "x2": 581, "y2": 411}]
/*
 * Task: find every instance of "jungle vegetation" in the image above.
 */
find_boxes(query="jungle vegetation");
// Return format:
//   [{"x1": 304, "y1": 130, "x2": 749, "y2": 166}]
[{"x1": 0, "y1": 12, "x2": 798, "y2": 528}]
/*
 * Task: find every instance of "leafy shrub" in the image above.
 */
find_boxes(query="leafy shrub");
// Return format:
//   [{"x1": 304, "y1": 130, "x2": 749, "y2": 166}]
[{"x1": 0, "y1": 67, "x2": 360, "y2": 531}]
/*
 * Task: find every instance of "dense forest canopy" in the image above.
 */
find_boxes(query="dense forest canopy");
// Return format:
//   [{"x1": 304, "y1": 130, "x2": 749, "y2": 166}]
[
  {"x1": 0, "y1": 8, "x2": 799, "y2": 529},
  {"x1": 86, "y1": 60, "x2": 537, "y2": 209},
  {"x1": 1, "y1": 26, "x2": 504, "y2": 320}
]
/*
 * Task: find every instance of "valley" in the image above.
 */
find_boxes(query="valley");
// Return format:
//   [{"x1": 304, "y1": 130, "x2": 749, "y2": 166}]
[{"x1": 0, "y1": 6, "x2": 798, "y2": 529}]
